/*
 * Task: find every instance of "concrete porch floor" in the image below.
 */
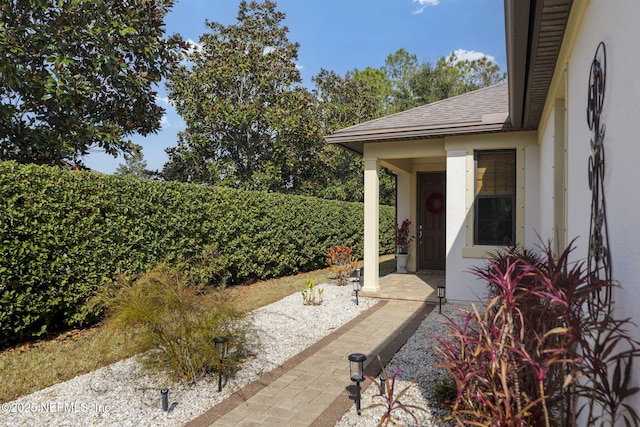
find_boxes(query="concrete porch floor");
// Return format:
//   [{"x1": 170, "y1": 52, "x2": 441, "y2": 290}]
[{"x1": 360, "y1": 271, "x2": 445, "y2": 303}]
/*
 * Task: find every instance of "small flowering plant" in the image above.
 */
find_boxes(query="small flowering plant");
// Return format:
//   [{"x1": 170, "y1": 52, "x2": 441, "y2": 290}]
[{"x1": 394, "y1": 219, "x2": 414, "y2": 254}]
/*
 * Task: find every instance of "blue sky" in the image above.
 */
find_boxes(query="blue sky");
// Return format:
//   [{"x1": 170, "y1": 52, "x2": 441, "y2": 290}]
[{"x1": 85, "y1": 0, "x2": 506, "y2": 174}]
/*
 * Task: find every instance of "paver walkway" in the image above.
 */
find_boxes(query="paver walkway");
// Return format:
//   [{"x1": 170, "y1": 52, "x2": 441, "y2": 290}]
[{"x1": 185, "y1": 299, "x2": 433, "y2": 427}]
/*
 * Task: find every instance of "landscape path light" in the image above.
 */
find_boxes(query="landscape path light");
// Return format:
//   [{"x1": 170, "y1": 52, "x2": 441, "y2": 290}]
[
  {"x1": 161, "y1": 389, "x2": 169, "y2": 412},
  {"x1": 348, "y1": 352, "x2": 367, "y2": 415},
  {"x1": 437, "y1": 285, "x2": 446, "y2": 313},
  {"x1": 379, "y1": 372, "x2": 386, "y2": 396},
  {"x1": 352, "y1": 269, "x2": 361, "y2": 305},
  {"x1": 214, "y1": 337, "x2": 229, "y2": 392}
]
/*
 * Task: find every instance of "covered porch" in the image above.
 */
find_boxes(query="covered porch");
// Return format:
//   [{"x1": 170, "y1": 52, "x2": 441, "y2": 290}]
[
  {"x1": 356, "y1": 255, "x2": 444, "y2": 304},
  {"x1": 326, "y1": 84, "x2": 512, "y2": 301}
]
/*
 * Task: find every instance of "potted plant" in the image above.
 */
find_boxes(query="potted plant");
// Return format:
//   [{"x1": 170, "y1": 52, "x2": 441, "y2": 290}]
[{"x1": 394, "y1": 219, "x2": 414, "y2": 273}]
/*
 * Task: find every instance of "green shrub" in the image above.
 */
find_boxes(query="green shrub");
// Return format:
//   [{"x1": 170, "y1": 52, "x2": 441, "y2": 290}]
[
  {"x1": 109, "y1": 262, "x2": 249, "y2": 381},
  {"x1": 0, "y1": 161, "x2": 394, "y2": 346}
]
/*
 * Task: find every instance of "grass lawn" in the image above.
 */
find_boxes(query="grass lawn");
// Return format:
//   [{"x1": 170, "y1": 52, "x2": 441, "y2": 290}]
[{"x1": 0, "y1": 254, "x2": 396, "y2": 403}]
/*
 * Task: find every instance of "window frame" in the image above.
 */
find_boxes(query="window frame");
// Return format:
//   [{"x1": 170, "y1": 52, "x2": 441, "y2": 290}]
[
  {"x1": 453, "y1": 134, "x2": 534, "y2": 259},
  {"x1": 473, "y1": 149, "x2": 516, "y2": 246}
]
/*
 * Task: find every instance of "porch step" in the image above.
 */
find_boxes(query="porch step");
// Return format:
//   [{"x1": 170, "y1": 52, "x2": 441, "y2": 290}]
[{"x1": 361, "y1": 272, "x2": 445, "y2": 303}]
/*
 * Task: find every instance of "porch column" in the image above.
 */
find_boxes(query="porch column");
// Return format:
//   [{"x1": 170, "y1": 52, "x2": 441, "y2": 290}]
[
  {"x1": 395, "y1": 171, "x2": 415, "y2": 271},
  {"x1": 363, "y1": 157, "x2": 380, "y2": 293}
]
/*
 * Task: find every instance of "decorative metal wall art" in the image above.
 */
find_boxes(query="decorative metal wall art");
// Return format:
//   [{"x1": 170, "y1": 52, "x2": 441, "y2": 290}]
[{"x1": 586, "y1": 41, "x2": 612, "y2": 305}]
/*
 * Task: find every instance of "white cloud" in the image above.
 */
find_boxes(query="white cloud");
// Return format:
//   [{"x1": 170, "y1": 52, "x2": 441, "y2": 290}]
[
  {"x1": 156, "y1": 96, "x2": 172, "y2": 106},
  {"x1": 160, "y1": 115, "x2": 170, "y2": 127},
  {"x1": 412, "y1": 0, "x2": 439, "y2": 15},
  {"x1": 451, "y1": 49, "x2": 496, "y2": 63}
]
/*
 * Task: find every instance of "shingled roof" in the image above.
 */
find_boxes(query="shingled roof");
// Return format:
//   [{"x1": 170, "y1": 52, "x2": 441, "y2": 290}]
[{"x1": 325, "y1": 83, "x2": 511, "y2": 154}]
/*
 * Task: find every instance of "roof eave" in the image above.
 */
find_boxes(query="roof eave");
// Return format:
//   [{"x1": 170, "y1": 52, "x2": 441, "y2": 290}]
[
  {"x1": 504, "y1": 0, "x2": 531, "y2": 130},
  {"x1": 505, "y1": 0, "x2": 573, "y2": 130},
  {"x1": 325, "y1": 121, "x2": 513, "y2": 155}
]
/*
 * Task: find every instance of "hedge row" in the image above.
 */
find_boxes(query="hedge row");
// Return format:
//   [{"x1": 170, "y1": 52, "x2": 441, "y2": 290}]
[{"x1": 0, "y1": 161, "x2": 395, "y2": 345}]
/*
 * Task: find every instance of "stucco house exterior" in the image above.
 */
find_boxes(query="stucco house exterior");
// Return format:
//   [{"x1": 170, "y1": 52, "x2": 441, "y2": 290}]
[{"x1": 327, "y1": 0, "x2": 640, "y2": 411}]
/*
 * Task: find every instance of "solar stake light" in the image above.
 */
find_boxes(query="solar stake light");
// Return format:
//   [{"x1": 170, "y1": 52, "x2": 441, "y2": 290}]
[
  {"x1": 214, "y1": 337, "x2": 229, "y2": 392},
  {"x1": 379, "y1": 373, "x2": 386, "y2": 396},
  {"x1": 437, "y1": 285, "x2": 446, "y2": 313},
  {"x1": 161, "y1": 389, "x2": 169, "y2": 412},
  {"x1": 348, "y1": 353, "x2": 367, "y2": 415},
  {"x1": 352, "y1": 269, "x2": 361, "y2": 305}
]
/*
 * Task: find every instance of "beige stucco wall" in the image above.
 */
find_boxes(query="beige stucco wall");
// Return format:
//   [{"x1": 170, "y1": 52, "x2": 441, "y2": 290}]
[
  {"x1": 444, "y1": 131, "x2": 537, "y2": 301},
  {"x1": 538, "y1": 102, "x2": 558, "y2": 241},
  {"x1": 537, "y1": 0, "x2": 640, "y2": 417}
]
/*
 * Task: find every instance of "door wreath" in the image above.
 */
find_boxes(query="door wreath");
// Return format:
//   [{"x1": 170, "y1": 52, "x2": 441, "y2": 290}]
[{"x1": 425, "y1": 192, "x2": 445, "y2": 215}]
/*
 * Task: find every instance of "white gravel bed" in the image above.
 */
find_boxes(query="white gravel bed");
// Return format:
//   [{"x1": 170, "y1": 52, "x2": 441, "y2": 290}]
[
  {"x1": 1, "y1": 282, "x2": 377, "y2": 427},
  {"x1": 336, "y1": 304, "x2": 464, "y2": 427}
]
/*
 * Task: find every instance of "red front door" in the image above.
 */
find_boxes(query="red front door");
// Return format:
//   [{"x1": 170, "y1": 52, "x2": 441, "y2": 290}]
[{"x1": 418, "y1": 172, "x2": 446, "y2": 270}]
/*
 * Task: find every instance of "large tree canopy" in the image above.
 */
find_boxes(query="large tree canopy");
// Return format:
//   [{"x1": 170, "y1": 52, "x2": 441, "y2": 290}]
[
  {"x1": 163, "y1": 0, "x2": 318, "y2": 193},
  {"x1": 0, "y1": 0, "x2": 184, "y2": 166},
  {"x1": 382, "y1": 48, "x2": 419, "y2": 114},
  {"x1": 309, "y1": 68, "x2": 384, "y2": 202},
  {"x1": 383, "y1": 49, "x2": 506, "y2": 114},
  {"x1": 161, "y1": 1, "x2": 505, "y2": 205}
]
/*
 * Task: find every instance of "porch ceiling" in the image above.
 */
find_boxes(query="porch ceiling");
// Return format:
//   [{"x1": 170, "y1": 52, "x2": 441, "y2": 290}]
[{"x1": 505, "y1": 0, "x2": 573, "y2": 130}]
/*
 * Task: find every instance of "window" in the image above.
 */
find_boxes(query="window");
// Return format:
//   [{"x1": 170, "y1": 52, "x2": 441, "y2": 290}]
[{"x1": 475, "y1": 150, "x2": 516, "y2": 245}]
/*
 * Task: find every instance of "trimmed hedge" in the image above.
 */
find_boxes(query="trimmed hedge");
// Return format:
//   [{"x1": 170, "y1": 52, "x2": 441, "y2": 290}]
[{"x1": 0, "y1": 161, "x2": 395, "y2": 345}]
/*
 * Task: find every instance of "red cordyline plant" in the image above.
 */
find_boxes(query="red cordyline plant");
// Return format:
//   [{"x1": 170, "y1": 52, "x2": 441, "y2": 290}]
[
  {"x1": 432, "y1": 240, "x2": 640, "y2": 426},
  {"x1": 394, "y1": 219, "x2": 414, "y2": 254},
  {"x1": 325, "y1": 245, "x2": 356, "y2": 286},
  {"x1": 363, "y1": 355, "x2": 426, "y2": 426}
]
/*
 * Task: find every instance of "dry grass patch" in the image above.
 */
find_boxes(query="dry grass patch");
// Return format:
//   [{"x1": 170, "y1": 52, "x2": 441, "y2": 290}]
[{"x1": 0, "y1": 322, "x2": 144, "y2": 403}]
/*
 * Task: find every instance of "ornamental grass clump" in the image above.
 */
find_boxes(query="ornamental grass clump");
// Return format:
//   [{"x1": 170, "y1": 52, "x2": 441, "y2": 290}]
[
  {"x1": 108, "y1": 261, "x2": 250, "y2": 382},
  {"x1": 433, "y1": 240, "x2": 640, "y2": 426},
  {"x1": 326, "y1": 245, "x2": 356, "y2": 286}
]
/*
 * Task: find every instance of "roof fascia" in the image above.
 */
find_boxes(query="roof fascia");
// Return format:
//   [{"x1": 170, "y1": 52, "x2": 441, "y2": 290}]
[
  {"x1": 505, "y1": 0, "x2": 532, "y2": 130},
  {"x1": 324, "y1": 121, "x2": 512, "y2": 146}
]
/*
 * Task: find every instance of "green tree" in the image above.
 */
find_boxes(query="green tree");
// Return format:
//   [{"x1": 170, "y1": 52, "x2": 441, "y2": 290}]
[
  {"x1": 411, "y1": 52, "x2": 506, "y2": 105},
  {"x1": 454, "y1": 54, "x2": 506, "y2": 90},
  {"x1": 382, "y1": 48, "x2": 419, "y2": 114},
  {"x1": 352, "y1": 67, "x2": 391, "y2": 116},
  {"x1": 312, "y1": 69, "x2": 395, "y2": 204},
  {"x1": 409, "y1": 58, "x2": 460, "y2": 105},
  {"x1": 0, "y1": 0, "x2": 184, "y2": 166},
  {"x1": 163, "y1": 0, "x2": 318, "y2": 193},
  {"x1": 383, "y1": 50, "x2": 506, "y2": 113},
  {"x1": 115, "y1": 150, "x2": 153, "y2": 179},
  {"x1": 309, "y1": 69, "x2": 377, "y2": 202}
]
